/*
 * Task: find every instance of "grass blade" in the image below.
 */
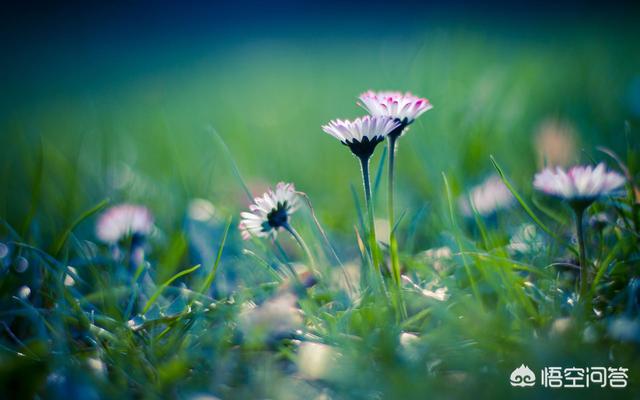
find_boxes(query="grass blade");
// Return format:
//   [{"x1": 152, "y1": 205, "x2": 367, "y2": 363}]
[
  {"x1": 490, "y1": 155, "x2": 578, "y2": 256},
  {"x1": 142, "y1": 264, "x2": 202, "y2": 315},
  {"x1": 53, "y1": 198, "x2": 110, "y2": 256},
  {"x1": 373, "y1": 145, "x2": 387, "y2": 198},
  {"x1": 590, "y1": 240, "x2": 623, "y2": 294},
  {"x1": 21, "y1": 136, "x2": 44, "y2": 237},
  {"x1": 208, "y1": 126, "x2": 254, "y2": 203},
  {"x1": 442, "y1": 172, "x2": 483, "y2": 310},
  {"x1": 198, "y1": 216, "x2": 232, "y2": 294}
]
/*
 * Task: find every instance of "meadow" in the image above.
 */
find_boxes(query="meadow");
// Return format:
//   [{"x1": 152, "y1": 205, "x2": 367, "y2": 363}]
[{"x1": 1, "y1": 16, "x2": 640, "y2": 399}]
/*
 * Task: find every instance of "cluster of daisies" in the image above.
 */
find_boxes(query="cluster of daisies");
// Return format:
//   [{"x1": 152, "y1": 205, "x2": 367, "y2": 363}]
[
  {"x1": 93, "y1": 90, "x2": 627, "y2": 303},
  {"x1": 234, "y1": 90, "x2": 626, "y2": 301},
  {"x1": 239, "y1": 91, "x2": 433, "y2": 289},
  {"x1": 237, "y1": 92, "x2": 431, "y2": 244}
]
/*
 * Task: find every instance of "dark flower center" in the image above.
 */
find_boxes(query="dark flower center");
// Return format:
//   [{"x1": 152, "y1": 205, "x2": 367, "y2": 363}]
[
  {"x1": 263, "y1": 201, "x2": 289, "y2": 231},
  {"x1": 388, "y1": 119, "x2": 410, "y2": 139},
  {"x1": 343, "y1": 136, "x2": 385, "y2": 159}
]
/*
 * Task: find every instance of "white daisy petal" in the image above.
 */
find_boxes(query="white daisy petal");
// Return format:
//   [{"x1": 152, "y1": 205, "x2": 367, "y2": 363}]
[
  {"x1": 459, "y1": 174, "x2": 515, "y2": 216},
  {"x1": 239, "y1": 182, "x2": 299, "y2": 240},
  {"x1": 321, "y1": 115, "x2": 399, "y2": 159},
  {"x1": 96, "y1": 204, "x2": 154, "y2": 244},
  {"x1": 357, "y1": 90, "x2": 433, "y2": 127},
  {"x1": 322, "y1": 116, "x2": 398, "y2": 144},
  {"x1": 533, "y1": 164, "x2": 625, "y2": 202}
]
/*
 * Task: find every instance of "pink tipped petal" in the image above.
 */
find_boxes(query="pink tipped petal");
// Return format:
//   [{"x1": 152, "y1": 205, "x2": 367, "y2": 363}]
[
  {"x1": 238, "y1": 182, "x2": 299, "y2": 240},
  {"x1": 357, "y1": 90, "x2": 433, "y2": 125},
  {"x1": 96, "y1": 204, "x2": 154, "y2": 244},
  {"x1": 533, "y1": 164, "x2": 625, "y2": 201},
  {"x1": 321, "y1": 115, "x2": 399, "y2": 144}
]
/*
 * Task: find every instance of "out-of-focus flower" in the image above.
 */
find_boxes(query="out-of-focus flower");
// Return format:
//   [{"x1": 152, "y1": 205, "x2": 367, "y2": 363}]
[
  {"x1": 398, "y1": 332, "x2": 422, "y2": 362},
  {"x1": 534, "y1": 118, "x2": 578, "y2": 168},
  {"x1": 419, "y1": 246, "x2": 453, "y2": 273},
  {"x1": 358, "y1": 91, "x2": 432, "y2": 136},
  {"x1": 458, "y1": 175, "x2": 515, "y2": 216},
  {"x1": 533, "y1": 163, "x2": 625, "y2": 203},
  {"x1": 187, "y1": 198, "x2": 216, "y2": 222},
  {"x1": 549, "y1": 317, "x2": 573, "y2": 338},
  {"x1": 399, "y1": 332, "x2": 419, "y2": 347},
  {"x1": 96, "y1": 204, "x2": 154, "y2": 244},
  {"x1": 0, "y1": 242, "x2": 8, "y2": 258},
  {"x1": 239, "y1": 292, "x2": 303, "y2": 342},
  {"x1": 14, "y1": 256, "x2": 29, "y2": 273},
  {"x1": 608, "y1": 317, "x2": 640, "y2": 342},
  {"x1": 322, "y1": 116, "x2": 399, "y2": 159},
  {"x1": 508, "y1": 224, "x2": 544, "y2": 255},
  {"x1": 536, "y1": 164, "x2": 625, "y2": 299},
  {"x1": 297, "y1": 342, "x2": 337, "y2": 380},
  {"x1": 239, "y1": 182, "x2": 299, "y2": 240}
]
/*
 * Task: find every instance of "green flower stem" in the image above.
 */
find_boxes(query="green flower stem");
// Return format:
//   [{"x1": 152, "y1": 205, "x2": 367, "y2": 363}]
[
  {"x1": 359, "y1": 156, "x2": 389, "y2": 296},
  {"x1": 284, "y1": 223, "x2": 317, "y2": 273},
  {"x1": 574, "y1": 207, "x2": 588, "y2": 300},
  {"x1": 387, "y1": 135, "x2": 401, "y2": 288},
  {"x1": 359, "y1": 155, "x2": 381, "y2": 271},
  {"x1": 388, "y1": 134, "x2": 407, "y2": 320}
]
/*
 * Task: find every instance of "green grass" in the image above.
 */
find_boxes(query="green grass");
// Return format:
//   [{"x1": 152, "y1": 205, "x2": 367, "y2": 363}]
[{"x1": 1, "y1": 25, "x2": 640, "y2": 398}]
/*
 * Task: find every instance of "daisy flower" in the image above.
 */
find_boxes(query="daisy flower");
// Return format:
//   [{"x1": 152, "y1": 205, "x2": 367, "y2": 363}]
[
  {"x1": 322, "y1": 115, "x2": 399, "y2": 159},
  {"x1": 358, "y1": 90, "x2": 432, "y2": 289},
  {"x1": 533, "y1": 163, "x2": 625, "y2": 300},
  {"x1": 321, "y1": 116, "x2": 399, "y2": 270},
  {"x1": 238, "y1": 292, "x2": 303, "y2": 343},
  {"x1": 96, "y1": 204, "x2": 154, "y2": 244},
  {"x1": 297, "y1": 341, "x2": 338, "y2": 380},
  {"x1": 357, "y1": 91, "x2": 432, "y2": 137},
  {"x1": 459, "y1": 174, "x2": 515, "y2": 216},
  {"x1": 533, "y1": 163, "x2": 625, "y2": 204},
  {"x1": 239, "y1": 182, "x2": 299, "y2": 240}
]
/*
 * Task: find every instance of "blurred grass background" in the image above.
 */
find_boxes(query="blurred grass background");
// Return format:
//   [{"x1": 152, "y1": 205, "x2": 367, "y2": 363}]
[
  {"x1": 1, "y1": 3, "x2": 640, "y2": 398},
  {"x1": 2, "y1": 9, "x2": 639, "y2": 244}
]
